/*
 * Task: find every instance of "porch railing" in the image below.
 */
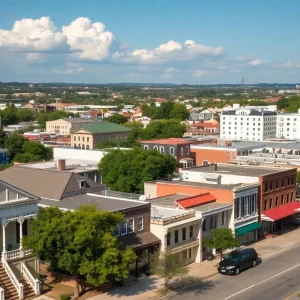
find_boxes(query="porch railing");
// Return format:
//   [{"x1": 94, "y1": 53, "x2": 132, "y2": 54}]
[
  {"x1": 4, "y1": 249, "x2": 32, "y2": 261},
  {"x1": 0, "y1": 287, "x2": 4, "y2": 300},
  {"x1": 21, "y1": 262, "x2": 40, "y2": 296},
  {"x1": 2, "y1": 258, "x2": 23, "y2": 299}
]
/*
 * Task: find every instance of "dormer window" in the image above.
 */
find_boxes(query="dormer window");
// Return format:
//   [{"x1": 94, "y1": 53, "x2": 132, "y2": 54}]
[{"x1": 79, "y1": 180, "x2": 86, "y2": 189}]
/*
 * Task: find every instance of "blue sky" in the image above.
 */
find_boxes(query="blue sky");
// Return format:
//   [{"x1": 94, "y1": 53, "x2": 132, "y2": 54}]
[{"x1": 1, "y1": 0, "x2": 300, "y2": 84}]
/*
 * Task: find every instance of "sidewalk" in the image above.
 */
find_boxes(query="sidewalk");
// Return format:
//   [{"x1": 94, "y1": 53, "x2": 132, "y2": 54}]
[{"x1": 86, "y1": 228, "x2": 300, "y2": 300}]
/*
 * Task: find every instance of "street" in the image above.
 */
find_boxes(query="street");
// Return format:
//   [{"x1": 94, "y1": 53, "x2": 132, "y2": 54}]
[{"x1": 170, "y1": 244, "x2": 300, "y2": 300}]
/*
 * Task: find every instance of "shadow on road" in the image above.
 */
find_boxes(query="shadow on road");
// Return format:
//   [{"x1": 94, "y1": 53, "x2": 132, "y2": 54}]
[
  {"x1": 168, "y1": 276, "x2": 216, "y2": 296},
  {"x1": 257, "y1": 257, "x2": 263, "y2": 266}
]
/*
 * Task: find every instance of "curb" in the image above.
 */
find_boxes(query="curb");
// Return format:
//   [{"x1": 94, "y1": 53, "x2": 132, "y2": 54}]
[{"x1": 284, "y1": 290, "x2": 300, "y2": 300}]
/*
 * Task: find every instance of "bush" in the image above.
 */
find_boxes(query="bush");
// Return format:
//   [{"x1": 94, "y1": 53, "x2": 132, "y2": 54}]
[{"x1": 60, "y1": 295, "x2": 71, "y2": 300}]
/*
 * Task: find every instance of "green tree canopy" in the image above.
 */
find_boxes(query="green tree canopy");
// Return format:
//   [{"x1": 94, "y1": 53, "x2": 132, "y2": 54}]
[
  {"x1": 150, "y1": 250, "x2": 189, "y2": 290},
  {"x1": 106, "y1": 114, "x2": 128, "y2": 124},
  {"x1": 5, "y1": 133, "x2": 26, "y2": 160},
  {"x1": 98, "y1": 147, "x2": 178, "y2": 193},
  {"x1": 203, "y1": 228, "x2": 240, "y2": 260},
  {"x1": 169, "y1": 103, "x2": 190, "y2": 120},
  {"x1": 0, "y1": 127, "x2": 7, "y2": 148},
  {"x1": 23, "y1": 206, "x2": 136, "y2": 298}
]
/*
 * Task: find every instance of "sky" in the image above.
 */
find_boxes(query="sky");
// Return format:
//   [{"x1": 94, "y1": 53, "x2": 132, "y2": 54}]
[{"x1": 1, "y1": 0, "x2": 300, "y2": 84}]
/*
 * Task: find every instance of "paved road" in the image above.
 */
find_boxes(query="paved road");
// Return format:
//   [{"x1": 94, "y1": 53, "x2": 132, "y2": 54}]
[{"x1": 170, "y1": 244, "x2": 300, "y2": 300}]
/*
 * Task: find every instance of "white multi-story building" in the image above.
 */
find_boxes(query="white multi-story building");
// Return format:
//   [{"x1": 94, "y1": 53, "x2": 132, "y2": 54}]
[
  {"x1": 220, "y1": 107, "x2": 277, "y2": 141},
  {"x1": 277, "y1": 111, "x2": 300, "y2": 140}
]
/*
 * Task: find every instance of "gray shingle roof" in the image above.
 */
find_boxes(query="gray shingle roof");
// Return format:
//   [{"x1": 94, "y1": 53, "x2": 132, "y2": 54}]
[{"x1": 0, "y1": 166, "x2": 106, "y2": 200}]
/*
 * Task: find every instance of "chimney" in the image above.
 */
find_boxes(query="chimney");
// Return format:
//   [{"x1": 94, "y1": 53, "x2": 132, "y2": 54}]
[{"x1": 57, "y1": 159, "x2": 66, "y2": 171}]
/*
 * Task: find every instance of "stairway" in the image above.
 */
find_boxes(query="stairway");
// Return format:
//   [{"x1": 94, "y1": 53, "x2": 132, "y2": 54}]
[{"x1": 0, "y1": 263, "x2": 35, "y2": 299}]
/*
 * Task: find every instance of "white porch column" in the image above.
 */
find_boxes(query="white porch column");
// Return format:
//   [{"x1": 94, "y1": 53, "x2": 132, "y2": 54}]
[
  {"x1": 2, "y1": 221, "x2": 7, "y2": 262},
  {"x1": 18, "y1": 217, "x2": 24, "y2": 256},
  {"x1": 195, "y1": 219, "x2": 203, "y2": 263}
]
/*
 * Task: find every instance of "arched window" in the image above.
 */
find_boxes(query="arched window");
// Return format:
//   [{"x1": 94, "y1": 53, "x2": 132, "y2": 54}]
[
  {"x1": 144, "y1": 145, "x2": 149, "y2": 150},
  {"x1": 160, "y1": 146, "x2": 165, "y2": 153},
  {"x1": 202, "y1": 160, "x2": 209, "y2": 165},
  {"x1": 82, "y1": 144, "x2": 85, "y2": 150},
  {"x1": 186, "y1": 146, "x2": 190, "y2": 154},
  {"x1": 169, "y1": 147, "x2": 175, "y2": 155},
  {"x1": 86, "y1": 145, "x2": 90, "y2": 150},
  {"x1": 153, "y1": 146, "x2": 158, "y2": 151}
]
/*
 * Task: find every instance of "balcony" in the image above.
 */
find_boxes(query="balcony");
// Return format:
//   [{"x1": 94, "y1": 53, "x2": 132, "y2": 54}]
[
  {"x1": 168, "y1": 237, "x2": 199, "y2": 253},
  {"x1": 3, "y1": 249, "x2": 33, "y2": 261}
]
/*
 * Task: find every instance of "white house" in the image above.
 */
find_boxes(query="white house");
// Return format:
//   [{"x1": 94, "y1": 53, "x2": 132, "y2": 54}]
[
  {"x1": 0, "y1": 180, "x2": 40, "y2": 299},
  {"x1": 277, "y1": 111, "x2": 300, "y2": 140}
]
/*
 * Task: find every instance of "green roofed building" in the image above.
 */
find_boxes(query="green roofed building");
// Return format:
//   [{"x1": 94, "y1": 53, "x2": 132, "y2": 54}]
[{"x1": 70, "y1": 121, "x2": 131, "y2": 150}]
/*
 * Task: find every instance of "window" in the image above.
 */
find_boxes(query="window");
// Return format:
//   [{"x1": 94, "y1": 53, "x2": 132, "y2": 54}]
[
  {"x1": 137, "y1": 216, "x2": 143, "y2": 231},
  {"x1": 121, "y1": 221, "x2": 127, "y2": 235},
  {"x1": 153, "y1": 146, "x2": 158, "y2": 151},
  {"x1": 128, "y1": 219, "x2": 134, "y2": 233},
  {"x1": 167, "y1": 232, "x2": 171, "y2": 246},
  {"x1": 265, "y1": 183, "x2": 268, "y2": 192},
  {"x1": 180, "y1": 147, "x2": 183, "y2": 155},
  {"x1": 291, "y1": 192, "x2": 294, "y2": 201},
  {"x1": 189, "y1": 225, "x2": 193, "y2": 238},
  {"x1": 210, "y1": 217, "x2": 213, "y2": 229},
  {"x1": 175, "y1": 230, "x2": 179, "y2": 243},
  {"x1": 275, "y1": 196, "x2": 278, "y2": 207},
  {"x1": 288, "y1": 178, "x2": 290, "y2": 186},
  {"x1": 203, "y1": 219, "x2": 206, "y2": 231},
  {"x1": 169, "y1": 147, "x2": 174, "y2": 155},
  {"x1": 269, "y1": 198, "x2": 273, "y2": 209},
  {"x1": 87, "y1": 137, "x2": 89, "y2": 142},
  {"x1": 74, "y1": 136, "x2": 76, "y2": 141},
  {"x1": 276, "y1": 180, "x2": 279, "y2": 189},
  {"x1": 113, "y1": 225, "x2": 120, "y2": 236},
  {"x1": 281, "y1": 194, "x2": 284, "y2": 205},
  {"x1": 270, "y1": 182, "x2": 273, "y2": 190},
  {"x1": 282, "y1": 179, "x2": 284, "y2": 188},
  {"x1": 236, "y1": 198, "x2": 241, "y2": 218},
  {"x1": 159, "y1": 146, "x2": 164, "y2": 153},
  {"x1": 188, "y1": 248, "x2": 192, "y2": 259},
  {"x1": 78, "y1": 136, "x2": 80, "y2": 141},
  {"x1": 82, "y1": 136, "x2": 85, "y2": 142},
  {"x1": 221, "y1": 211, "x2": 225, "y2": 225},
  {"x1": 182, "y1": 228, "x2": 186, "y2": 241},
  {"x1": 186, "y1": 146, "x2": 190, "y2": 154},
  {"x1": 144, "y1": 145, "x2": 149, "y2": 150},
  {"x1": 264, "y1": 199, "x2": 267, "y2": 211},
  {"x1": 86, "y1": 145, "x2": 89, "y2": 150},
  {"x1": 291, "y1": 177, "x2": 294, "y2": 185},
  {"x1": 287, "y1": 193, "x2": 290, "y2": 203}
]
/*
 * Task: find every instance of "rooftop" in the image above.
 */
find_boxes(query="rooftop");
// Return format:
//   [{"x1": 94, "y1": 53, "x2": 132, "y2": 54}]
[
  {"x1": 0, "y1": 166, "x2": 106, "y2": 200},
  {"x1": 176, "y1": 193, "x2": 216, "y2": 209},
  {"x1": 39, "y1": 193, "x2": 150, "y2": 212},
  {"x1": 151, "y1": 206, "x2": 193, "y2": 220},
  {"x1": 183, "y1": 163, "x2": 292, "y2": 177},
  {"x1": 74, "y1": 122, "x2": 131, "y2": 134},
  {"x1": 154, "y1": 180, "x2": 245, "y2": 190},
  {"x1": 222, "y1": 109, "x2": 277, "y2": 116}
]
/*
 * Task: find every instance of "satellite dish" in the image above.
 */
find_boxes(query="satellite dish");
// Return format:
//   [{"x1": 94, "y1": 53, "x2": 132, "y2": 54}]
[{"x1": 139, "y1": 195, "x2": 147, "y2": 201}]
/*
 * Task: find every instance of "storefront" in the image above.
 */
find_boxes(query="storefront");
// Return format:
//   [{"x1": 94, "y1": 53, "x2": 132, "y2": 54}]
[
  {"x1": 235, "y1": 222, "x2": 262, "y2": 244},
  {"x1": 261, "y1": 202, "x2": 300, "y2": 236}
]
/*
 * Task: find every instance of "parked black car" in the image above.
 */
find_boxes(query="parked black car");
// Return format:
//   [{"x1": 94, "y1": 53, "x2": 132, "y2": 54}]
[{"x1": 218, "y1": 248, "x2": 258, "y2": 275}]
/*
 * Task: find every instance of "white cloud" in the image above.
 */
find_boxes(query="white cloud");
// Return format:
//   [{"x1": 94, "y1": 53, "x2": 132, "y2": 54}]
[
  {"x1": 248, "y1": 59, "x2": 263, "y2": 66},
  {"x1": 114, "y1": 39, "x2": 223, "y2": 64},
  {"x1": 62, "y1": 17, "x2": 114, "y2": 60},
  {"x1": 193, "y1": 70, "x2": 205, "y2": 77},
  {"x1": 165, "y1": 67, "x2": 179, "y2": 73},
  {"x1": 0, "y1": 17, "x2": 65, "y2": 52},
  {"x1": 275, "y1": 61, "x2": 300, "y2": 69}
]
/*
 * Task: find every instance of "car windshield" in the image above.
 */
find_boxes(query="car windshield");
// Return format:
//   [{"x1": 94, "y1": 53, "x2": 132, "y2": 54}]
[{"x1": 224, "y1": 253, "x2": 241, "y2": 261}]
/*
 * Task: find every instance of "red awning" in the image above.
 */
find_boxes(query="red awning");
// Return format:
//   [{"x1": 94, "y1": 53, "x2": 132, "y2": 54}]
[{"x1": 262, "y1": 202, "x2": 300, "y2": 222}]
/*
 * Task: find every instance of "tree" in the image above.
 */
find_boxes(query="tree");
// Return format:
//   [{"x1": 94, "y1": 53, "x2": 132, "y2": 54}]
[
  {"x1": 142, "y1": 120, "x2": 186, "y2": 140},
  {"x1": 169, "y1": 103, "x2": 190, "y2": 120},
  {"x1": 203, "y1": 228, "x2": 240, "y2": 260},
  {"x1": 297, "y1": 172, "x2": 300, "y2": 184},
  {"x1": 22, "y1": 141, "x2": 52, "y2": 160},
  {"x1": 0, "y1": 127, "x2": 7, "y2": 148},
  {"x1": 150, "y1": 251, "x2": 189, "y2": 290},
  {"x1": 98, "y1": 147, "x2": 178, "y2": 193},
  {"x1": 5, "y1": 133, "x2": 26, "y2": 160},
  {"x1": 106, "y1": 114, "x2": 128, "y2": 124},
  {"x1": 23, "y1": 206, "x2": 136, "y2": 298},
  {"x1": 153, "y1": 102, "x2": 173, "y2": 119},
  {"x1": 0, "y1": 104, "x2": 19, "y2": 125}
]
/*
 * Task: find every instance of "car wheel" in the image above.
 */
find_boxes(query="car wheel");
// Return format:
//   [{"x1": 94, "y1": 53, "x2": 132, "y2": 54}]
[
  {"x1": 252, "y1": 259, "x2": 257, "y2": 267},
  {"x1": 235, "y1": 267, "x2": 240, "y2": 275}
]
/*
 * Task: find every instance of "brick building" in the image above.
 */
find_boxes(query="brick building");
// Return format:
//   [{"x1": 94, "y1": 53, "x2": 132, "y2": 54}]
[
  {"x1": 176, "y1": 163, "x2": 298, "y2": 235},
  {"x1": 140, "y1": 138, "x2": 215, "y2": 168}
]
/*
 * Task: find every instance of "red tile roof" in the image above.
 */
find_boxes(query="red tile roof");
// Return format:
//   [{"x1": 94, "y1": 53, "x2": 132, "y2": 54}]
[
  {"x1": 191, "y1": 122, "x2": 220, "y2": 128},
  {"x1": 175, "y1": 193, "x2": 216, "y2": 209},
  {"x1": 264, "y1": 97, "x2": 281, "y2": 103},
  {"x1": 262, "y1": 202, "x2": 300, "y2": 221}
]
